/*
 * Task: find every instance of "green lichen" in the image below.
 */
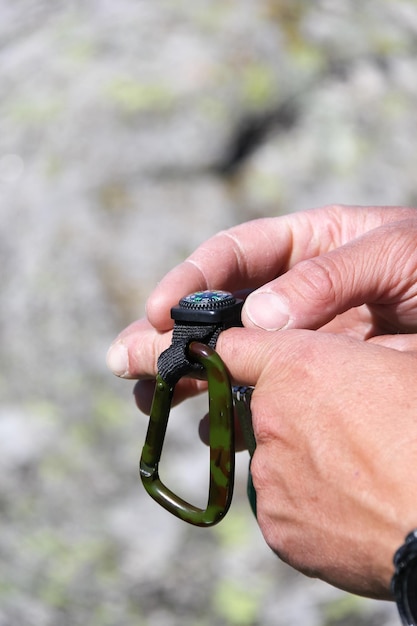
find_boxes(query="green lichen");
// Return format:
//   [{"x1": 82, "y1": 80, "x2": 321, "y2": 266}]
[
  {"x1": 105, "y1": 77, "x2": 175, "y2": 113},
  {"x1": 241, "y1": 64, "x2": 277, "y2": 109},
  {"x1": 213, "y1": 579, "x2": 262, "y2": 625},
  {"x1": 324, "y1": 593, "x2": 367, "y2": 625},
  {"x1": 25, "y1": 530, "x2": 118, "y2": 610},
  {"x1": 8, "y1": 97, "x2": 63, "y2": 125},
  {"x1": 214, "y1": 507, "x2": 253, "y2": 548}
]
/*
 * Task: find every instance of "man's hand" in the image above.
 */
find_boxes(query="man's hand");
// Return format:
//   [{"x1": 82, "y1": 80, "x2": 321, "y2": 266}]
[
  {"x1": 109, "y1": 318, "x2": 417, "y2": 599},
  {"x1": 213, "y1": 327, "x2": 417, "y2": 600},
  {"x1": 105, "y1": 204, "x2": 417, "y2": 598},
  {"x1": 144, "y1": 204, "x2": 417, "y2": 339}
]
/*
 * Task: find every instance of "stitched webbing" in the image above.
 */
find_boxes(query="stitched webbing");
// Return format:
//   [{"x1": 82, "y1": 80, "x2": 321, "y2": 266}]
[{"x1": 157, "y1": 322, "x2": 226, "y2": 385}]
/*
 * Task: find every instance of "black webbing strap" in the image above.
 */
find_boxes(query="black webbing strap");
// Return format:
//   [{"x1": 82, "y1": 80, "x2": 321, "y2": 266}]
[{"x1": 157, "y1": 321, "x2": 226, "y2": 386}]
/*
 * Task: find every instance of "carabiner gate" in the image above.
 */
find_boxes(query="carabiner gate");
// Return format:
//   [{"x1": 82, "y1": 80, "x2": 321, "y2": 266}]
[{"x1": 140, "y1": 341, "x2": 235, "y2": 527}]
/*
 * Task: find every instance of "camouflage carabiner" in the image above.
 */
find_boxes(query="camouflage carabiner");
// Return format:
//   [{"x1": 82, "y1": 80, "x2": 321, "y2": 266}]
[
  {"x1": 140, "y1": 341, "x2": 235, "y2": 527},
  {"x1": 139, "y1": 290, "x2": 256, "y2": 526}
]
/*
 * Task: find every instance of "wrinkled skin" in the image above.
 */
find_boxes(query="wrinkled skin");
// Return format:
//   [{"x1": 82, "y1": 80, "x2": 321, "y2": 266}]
[{"x1": 107, "y1": 204, "x2": 417, "y2": 599}]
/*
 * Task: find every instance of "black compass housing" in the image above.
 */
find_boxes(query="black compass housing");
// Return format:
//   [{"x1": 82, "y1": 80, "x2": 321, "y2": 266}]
[{"x1": 170, "y1": 290, "x2": 243, "y2": 325}]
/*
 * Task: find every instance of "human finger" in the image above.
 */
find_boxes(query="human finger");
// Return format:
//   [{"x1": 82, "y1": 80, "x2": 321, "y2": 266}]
[
  {"x1": 367, "y1": 333, "x2": 417, "y2": 352},
  {"x1": 242, "y1": 218, "x2": 417, "y2": 333},
  {"x1": 106, "y1": 317, "x2": 172, "y2": 379},
  {"x1": 146, "y1": 205, "x2": 417, "y2": 330}
]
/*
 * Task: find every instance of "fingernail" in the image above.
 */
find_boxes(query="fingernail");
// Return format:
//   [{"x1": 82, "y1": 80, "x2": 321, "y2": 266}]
[
  {"x1": 106, "y1": 341, "x2": 129, "y2": 377},
  {"x1": 245, "y1": 292, "x2": 290, "y2": 331}
]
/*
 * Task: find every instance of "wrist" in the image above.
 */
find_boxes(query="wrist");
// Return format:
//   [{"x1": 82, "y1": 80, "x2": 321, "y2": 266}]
[{"x1": 392, "y1": 530, "x2": 417, "y2": 625}]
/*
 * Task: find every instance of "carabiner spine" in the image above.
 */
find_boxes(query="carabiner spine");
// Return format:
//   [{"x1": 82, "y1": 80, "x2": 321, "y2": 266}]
[
  {"x1": 140, "y1": 376, "x2": 174, "y2": 474},
  {"x1": 139, "y1": 342, "x2": 235, "y2": 527}
]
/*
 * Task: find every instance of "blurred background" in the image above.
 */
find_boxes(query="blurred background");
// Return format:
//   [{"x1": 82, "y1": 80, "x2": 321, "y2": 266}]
[{"x1": 1, "y1": 1, "x2": 417, "y2": 624}]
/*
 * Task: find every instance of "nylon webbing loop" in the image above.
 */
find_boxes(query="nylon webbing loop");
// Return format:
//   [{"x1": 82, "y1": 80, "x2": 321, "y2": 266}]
[
  {"x1": 157, "y1": 322, "x2": 225, "y2": 385},
  {"x1": 157, "y1": 290, "x2": 244, "y2": 385}
]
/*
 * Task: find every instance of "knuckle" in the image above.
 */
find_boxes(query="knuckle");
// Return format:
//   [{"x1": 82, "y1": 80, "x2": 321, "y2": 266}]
[
  {"x1": 250, "y1": 391, "x2": 281, "y2": 449},
  {"x1": 291, "y1": 256, "x2": 340, "y2": 305},
  {"x1": 249, "y1": 447, "x2": 268, "y2": 491}
]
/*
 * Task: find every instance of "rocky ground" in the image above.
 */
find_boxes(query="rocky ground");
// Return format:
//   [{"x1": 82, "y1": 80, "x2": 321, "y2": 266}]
[{"x1": 1, "y1": 1, "x2": 417, "y2": 624}]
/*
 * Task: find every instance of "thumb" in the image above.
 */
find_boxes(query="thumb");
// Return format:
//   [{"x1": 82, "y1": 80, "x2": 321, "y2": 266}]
[{"x1": 242, "y1": 219, "x2": 417, "y2": 331}]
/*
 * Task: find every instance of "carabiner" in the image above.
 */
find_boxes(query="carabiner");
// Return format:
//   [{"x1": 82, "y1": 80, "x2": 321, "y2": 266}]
[{"x1": 140, "y1": 341, "x2": 235, "y2": 527}]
